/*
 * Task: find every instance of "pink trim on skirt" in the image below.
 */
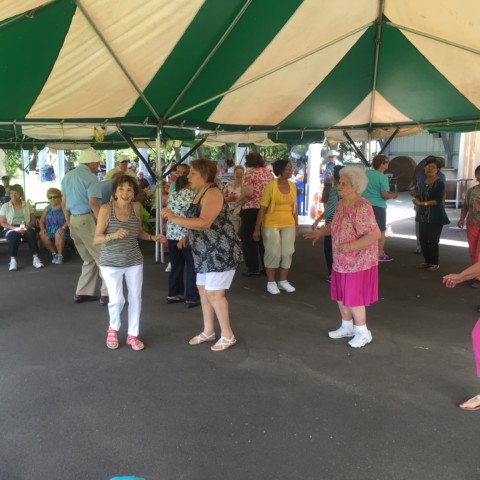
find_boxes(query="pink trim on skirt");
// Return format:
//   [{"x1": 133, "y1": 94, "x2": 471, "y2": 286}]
[{"x1": 330, "y1": 266, "x2": 378, "y2": 307}]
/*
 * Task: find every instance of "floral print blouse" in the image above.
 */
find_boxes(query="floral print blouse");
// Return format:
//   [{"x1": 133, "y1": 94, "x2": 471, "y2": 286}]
[
  {"x1": 331, "y1": 197, "x2": 378, "y2": 273},
  {"x1": 223, "y1": 182, "x2": 242, "y2": 217},
  {"x1": 242, "y1": 167, "x2": 274, "y2": 210},
  {"x1": 461, "y1": 186, "x2": 480, "y2": 225},
  {"x1": 166, "y1": 188, "x2": 196, "y2": 240}
]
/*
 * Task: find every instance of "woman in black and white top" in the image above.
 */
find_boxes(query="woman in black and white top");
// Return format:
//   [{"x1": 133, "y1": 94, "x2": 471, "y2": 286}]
[
  {"x1": 161, "y1": 159, "x2": 243, "y2": 352},
  {"x1": 94, "y1": 174, "x2": 165, "y2": 351}
]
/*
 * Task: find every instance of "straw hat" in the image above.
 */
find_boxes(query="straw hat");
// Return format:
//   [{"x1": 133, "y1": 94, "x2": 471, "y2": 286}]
[{"x1": 326, "y1": 150, "x2": 339, "y2": 157}]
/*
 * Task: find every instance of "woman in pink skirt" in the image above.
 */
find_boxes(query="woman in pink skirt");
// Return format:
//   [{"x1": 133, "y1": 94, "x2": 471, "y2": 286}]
[{"x1": 304, "y1": 166, "x2": 381, "y2": 348}]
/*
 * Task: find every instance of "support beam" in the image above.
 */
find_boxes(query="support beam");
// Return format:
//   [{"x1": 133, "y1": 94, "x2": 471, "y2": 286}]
[
  {"x1": 118, "y1": 128, "x2": 157, "y2": 181},
  {"x1": 378, "y1": 128, "x2": 399, "y2": 155},
  {"x1": 163, "y1": 138, "x2": 207, "y2": 178},
  {"x1": 343, "y1": 130, "x2": 370, "y2": 166}
]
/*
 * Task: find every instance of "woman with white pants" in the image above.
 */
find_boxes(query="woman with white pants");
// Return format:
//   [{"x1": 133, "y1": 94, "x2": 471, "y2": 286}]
[{"x1": 94, "y1": 174, "x2": 165, "y2": 351}]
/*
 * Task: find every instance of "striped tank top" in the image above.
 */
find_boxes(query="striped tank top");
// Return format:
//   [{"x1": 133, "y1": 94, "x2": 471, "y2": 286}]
[{"x1": 99, "y1": 202, "x2": 143, "y2": 267}]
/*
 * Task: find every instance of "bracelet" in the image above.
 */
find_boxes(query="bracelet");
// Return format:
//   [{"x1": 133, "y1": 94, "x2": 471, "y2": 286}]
[{"x1": 424, "y1": 201, "x2": 427, "y2": 207}]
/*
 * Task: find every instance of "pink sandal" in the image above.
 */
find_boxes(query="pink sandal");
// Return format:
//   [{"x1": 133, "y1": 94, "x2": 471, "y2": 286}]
[
  {"x1": 106, "y1": 328, "x2": 119, "y2": 350},
  {"x1": 126, "y1": 335, "x2": 145, "y2": 351}
]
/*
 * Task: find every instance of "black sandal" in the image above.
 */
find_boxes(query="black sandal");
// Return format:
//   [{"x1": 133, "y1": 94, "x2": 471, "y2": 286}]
[{"x1": 167, "y1": 296, "x2": 185, "y2": 304}]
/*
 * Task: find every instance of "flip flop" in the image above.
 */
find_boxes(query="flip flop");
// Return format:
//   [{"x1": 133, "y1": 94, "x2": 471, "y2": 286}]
[{"x1": 459, "y1": 395, "x2": 480, "y2": 411}]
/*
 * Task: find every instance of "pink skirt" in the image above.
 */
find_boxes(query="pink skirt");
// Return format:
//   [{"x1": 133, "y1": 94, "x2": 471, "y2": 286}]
[{"x1": 330, "y1": 266, "x2": 378, "y2": 307}]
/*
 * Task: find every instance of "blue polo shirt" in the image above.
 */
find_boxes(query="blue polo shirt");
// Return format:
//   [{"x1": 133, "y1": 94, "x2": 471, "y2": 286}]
[{"x1": 61, "y1": 164, "x2": 102, "y2": 214}]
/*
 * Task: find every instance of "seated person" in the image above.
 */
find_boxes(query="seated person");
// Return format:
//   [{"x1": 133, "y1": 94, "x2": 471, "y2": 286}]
[
  {"x1": 0, "y1": 184, "x2": 44, "y2": 271},
  {"x1": 137, "y1": 171, "x2": 150, "y2": 189},
  {"x1": 38, "y1": 187, "x2": 69, "y2": 264},
  {"x1": 0, "y1": 175, "x2": 10, "y2": 203}
]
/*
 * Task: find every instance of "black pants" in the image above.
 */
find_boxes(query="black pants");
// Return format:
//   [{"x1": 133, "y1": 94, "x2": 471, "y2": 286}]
[
  {"x1": 240, "y1": 208, "x2": 265, "y2": 273},
  {"x1": 322, "y1": 184, "x2": 332, "y2": 204},
  {"x1": 167, "y1": 239, "x2": 199, "y2": 302},
  {"x1": 324, "y1": 234, "x2": 333, "y2": 275},
  {"x1": 4, "y1": 228, "x2": 39, "y2": 257},
  {"x1": 419, "y1": 223, "x2": 443, "y2": 266}
]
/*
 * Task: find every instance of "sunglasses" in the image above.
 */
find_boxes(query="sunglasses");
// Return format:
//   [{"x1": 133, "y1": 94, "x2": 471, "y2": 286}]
[
  {"x1": 48, "y1": 195, "x2": 60, "y2": 199},
  {"x1": 120, "y1": 160, "x2": 129, "y2": 163}
]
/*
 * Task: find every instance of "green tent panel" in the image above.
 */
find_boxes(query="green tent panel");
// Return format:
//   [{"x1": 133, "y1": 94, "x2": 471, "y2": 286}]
[{"x1": 0, "y1": 0, "x2": 478, "y2": 147}]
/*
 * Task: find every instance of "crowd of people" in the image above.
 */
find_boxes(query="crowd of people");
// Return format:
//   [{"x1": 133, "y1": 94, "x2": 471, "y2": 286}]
[{"x1": 4, "y1": 148, "x2": 480, "y2": 408}]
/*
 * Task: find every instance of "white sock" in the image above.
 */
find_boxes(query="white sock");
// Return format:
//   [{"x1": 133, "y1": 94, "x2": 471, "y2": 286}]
[
  {"x1": 341, "y1": 319, "x2": 353, "y2": 329},
  {"x1": 267, "y1": 281, "x2": 277, "y2": 286},
  {"x1": 278, "y1": 280, "x2": 288, "y2": 284},
  {"x1": 354, "y1": 324, "x2": 368, "y2": 333}
]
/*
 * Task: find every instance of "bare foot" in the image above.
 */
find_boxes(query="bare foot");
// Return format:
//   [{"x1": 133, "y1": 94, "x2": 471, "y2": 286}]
[{"x1": 459, "y1": 394, "x2": 480, "y2": 411}]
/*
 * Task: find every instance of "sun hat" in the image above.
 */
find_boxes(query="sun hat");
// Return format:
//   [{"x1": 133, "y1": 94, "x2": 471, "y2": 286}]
[
  {"x1": 78, "y1": 148, "x2": 101, "y2": 164},
  {"x1": 326, "y1": 150, "x2": 339, "y2": 157}
]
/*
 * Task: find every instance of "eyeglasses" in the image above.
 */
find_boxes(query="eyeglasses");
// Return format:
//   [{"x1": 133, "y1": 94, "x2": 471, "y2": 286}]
[{"x1": 48, "y1": 195, "x2": 59, "y2": 199}]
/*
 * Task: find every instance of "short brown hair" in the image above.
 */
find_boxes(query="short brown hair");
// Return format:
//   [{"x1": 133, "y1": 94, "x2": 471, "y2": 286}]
[
  {"x1": 112, "y1": 174, "x2": 139, "y2": 199},
  {"x1": 372, "y1": 154, "x2": 388, "y2": 170},
  {"x1": 190, "y1": 158, "x2": 217, "y2": 183},
  {"x1": 245, "y1": 152, "x2": 265, "y2": 168},
  {"x1": 46, "y1": 187, "x2": 62, "y2": 198}
]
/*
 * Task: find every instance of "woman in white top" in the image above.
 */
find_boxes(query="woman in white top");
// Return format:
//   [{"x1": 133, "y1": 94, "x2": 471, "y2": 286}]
[{"x1": 0, "y1": 184, "x2": 44, "y2": 271}]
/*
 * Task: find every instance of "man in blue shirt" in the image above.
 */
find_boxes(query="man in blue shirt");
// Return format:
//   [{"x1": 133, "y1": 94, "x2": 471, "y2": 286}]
[
  {"x1": 321, "y1": 150, "x2": 342, "y2": 204},
  {"x1": 62, "y1": 148, "x2": 109, "y2": 304}
]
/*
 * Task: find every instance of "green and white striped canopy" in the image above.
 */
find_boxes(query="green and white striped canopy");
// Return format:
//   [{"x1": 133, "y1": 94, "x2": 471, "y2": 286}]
[{"x1": 1, "y1": 0, "x2": 480, "y2": 147}]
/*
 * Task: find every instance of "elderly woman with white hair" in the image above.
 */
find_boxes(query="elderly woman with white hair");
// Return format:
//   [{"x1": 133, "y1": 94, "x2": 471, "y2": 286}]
[{"x1": 304, "y1": 167, "x2": 381, "y2": 348}]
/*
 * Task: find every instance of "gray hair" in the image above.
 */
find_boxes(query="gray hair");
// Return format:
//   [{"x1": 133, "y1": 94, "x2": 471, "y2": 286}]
[{"x1": 339, "y1": 166, "x2": 368, "y2": 195}]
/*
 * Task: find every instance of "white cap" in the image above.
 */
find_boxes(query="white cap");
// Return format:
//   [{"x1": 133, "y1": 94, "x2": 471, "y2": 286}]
[
  {"x1": 78, "y1": 148, "x2": 100, "y2": 164},
  {"x1": 117, "y1": 154, "x2": 129, "y2": 163}
]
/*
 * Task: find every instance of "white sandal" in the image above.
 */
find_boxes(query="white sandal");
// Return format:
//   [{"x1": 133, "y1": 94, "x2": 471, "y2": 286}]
[
  {"x1": 211, "y1": 336, "x2": 237, "y2": 352},
  {"x1": 459, "y1": 394, "x2": 480, "y2": 411},
  {"x1": 189, "y1": 332, "x2": 216, "y2": 345}
]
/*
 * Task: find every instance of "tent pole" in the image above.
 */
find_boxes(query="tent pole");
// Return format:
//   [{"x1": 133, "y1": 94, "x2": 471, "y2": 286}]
[
  {"x1": 118, "y1": 128, "x2": 157, "y2": 181},
  {"x1": 155, "y1": 128, "x2": 164, "y2": 264},
  {"x1": 378, "y1": 128, "x2": 399, "y2": 155},
  {"x1": 368, "y1": 0, "x2": 386, "y2": 130},
  {"x1": 163, "y1": 138, "x2": 207, "y2": 179},
  {"x1": 343, "y1": 130, "x2": 370, "y2": 167},
  {"x1": 164, "y1": 0, "x2": 253, "y2": 119},
  {"x1": 75, "y1": 0, "x2": 161, "y2": 123}
]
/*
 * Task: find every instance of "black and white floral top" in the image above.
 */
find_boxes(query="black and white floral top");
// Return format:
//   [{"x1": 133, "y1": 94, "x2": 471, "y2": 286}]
[
  {"x1": 186, "y1": 185, "x2": 243, "y2": 273},
  {"x1": 166, "y1": 188, "x2": 196, "y2": 240}
]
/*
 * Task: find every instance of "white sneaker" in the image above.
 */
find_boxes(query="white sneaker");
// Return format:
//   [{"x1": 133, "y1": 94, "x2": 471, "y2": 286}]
[
  {"x1": 328, "y1": 325, "x2": 354, "y2": 339},
  {"x1": 348, "y1": 330, "x2": 373, "y2": 348},
  {"x1": 165, "y1": 262, "x2": 171, "y2": 273},
  {"x1": 55, "y1": 255, "x2": 64, "y2": 265},
  {"x1": 33, "y1": 257, "x2": 44, "y2": 269},
  {"x1": 278, "y1": 280, "x2": 296, "y2": 293},
  {"x1": 8, "y1": 259, "x2": 17, "y2": 271},
  {"x1": 267, "y1": 282, "x2": 280, "y2": 295}
]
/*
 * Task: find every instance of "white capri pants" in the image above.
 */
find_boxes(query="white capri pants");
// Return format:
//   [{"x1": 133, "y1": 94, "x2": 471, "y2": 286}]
[
  {"x1": 196, "y1": 270, "x2": 236, "y2": 290},
  {"x1": 262, "y1": 226, "x2": 296, "y2": 269},
  {"x1": 100, "y1": 264, "x2": 143, "y2": 336}
]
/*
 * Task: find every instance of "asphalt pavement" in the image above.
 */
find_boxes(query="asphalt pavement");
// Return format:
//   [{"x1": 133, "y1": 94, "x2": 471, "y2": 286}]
[{"x1": 1, "y1": 194, "x2": 478, "y2": 480}]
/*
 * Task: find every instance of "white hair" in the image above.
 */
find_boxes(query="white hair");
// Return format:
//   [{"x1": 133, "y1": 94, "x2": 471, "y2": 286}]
[{"x1": 339, "y1": 166, "x2": 368, "y2": 195}]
